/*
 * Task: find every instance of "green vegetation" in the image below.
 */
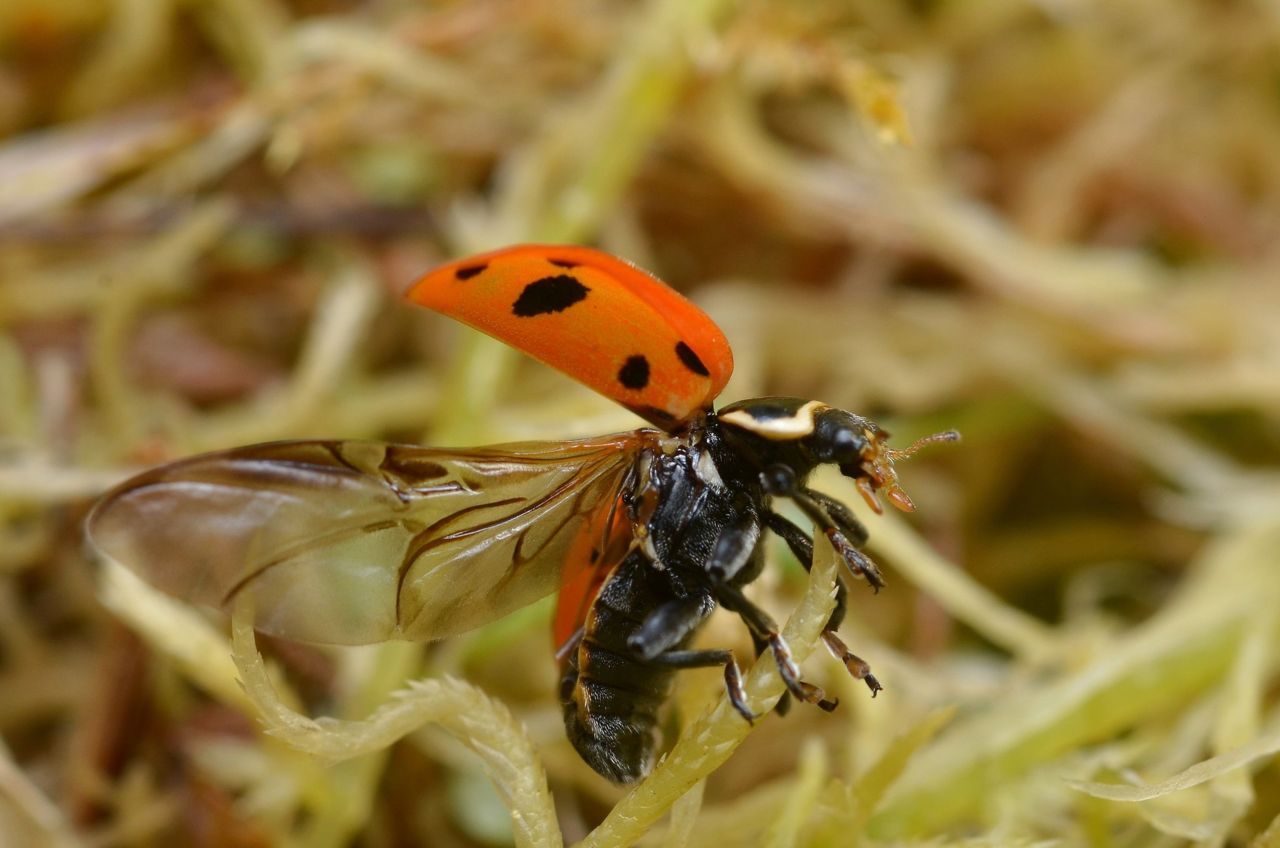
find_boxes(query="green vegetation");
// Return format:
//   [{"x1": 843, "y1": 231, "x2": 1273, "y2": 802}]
[{"x1": 2, "y1": 1, "x2": 1279, "y2": 845}]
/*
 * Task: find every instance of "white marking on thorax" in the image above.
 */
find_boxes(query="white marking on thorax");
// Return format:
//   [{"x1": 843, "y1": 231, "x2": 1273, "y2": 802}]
[
  {"x1": 719, "y1": 400, "x2": 828, "y2": 440},
  {"x1": 695, "y1": 447, "x2": 725, "y2": 490}
]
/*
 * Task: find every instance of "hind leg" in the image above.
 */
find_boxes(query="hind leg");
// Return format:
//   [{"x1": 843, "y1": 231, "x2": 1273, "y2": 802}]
[
  {"x1": 626, "y1": 595, "x2": 757, "y2": 722},
  {"x1": 645, "y1": 647, "x2": 755, "y2": 723}
]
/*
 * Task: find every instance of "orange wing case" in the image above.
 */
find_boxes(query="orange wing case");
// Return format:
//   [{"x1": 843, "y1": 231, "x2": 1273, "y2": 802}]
[
  {"x1": 406, "y1": 245, "x2": 733, "y2": 429},
  {"x1": 552, "y1": 492, "x2": 633, "y2": 655}
]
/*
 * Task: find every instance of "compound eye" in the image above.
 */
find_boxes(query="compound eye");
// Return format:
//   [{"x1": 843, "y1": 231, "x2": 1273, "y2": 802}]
[
  {"x1": 814, "y1": 426, "x2": 862, "y2": 463},
  {"x1": 831, "y1": 428, "x2": 860, "y2": 459}
]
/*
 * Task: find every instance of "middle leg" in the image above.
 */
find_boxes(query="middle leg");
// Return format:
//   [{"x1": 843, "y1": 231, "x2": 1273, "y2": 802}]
[
  {"x1": 764, "y1": 510, "x2": 882, "y2": 696},
  {"x1": 714, "y1": 581, "x2": 838, "y2": 712}
]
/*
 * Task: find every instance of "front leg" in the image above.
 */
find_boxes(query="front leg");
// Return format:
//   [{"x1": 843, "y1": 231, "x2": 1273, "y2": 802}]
[
  {"x1": 760, "y1": 464, "x2": 886, "y2": 592},
  {"x1": 804, "y1": 488, "x2": 869, "y2": 547}
]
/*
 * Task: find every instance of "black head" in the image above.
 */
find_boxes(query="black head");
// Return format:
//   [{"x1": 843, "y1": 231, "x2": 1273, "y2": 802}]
[{"x1": 717, "y1": 397, "x2": 958, "y2": 513}]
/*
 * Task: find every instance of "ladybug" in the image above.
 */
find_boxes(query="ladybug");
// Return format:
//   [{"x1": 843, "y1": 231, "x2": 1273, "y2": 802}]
[{"x1": 87, "y1": 244, "x2": 956, "y2": 783}]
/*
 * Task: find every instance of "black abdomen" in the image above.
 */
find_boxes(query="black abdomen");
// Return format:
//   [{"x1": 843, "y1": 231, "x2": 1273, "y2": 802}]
[{"x1": 559, "y1": 551, "x2": 691, "y2": 783}]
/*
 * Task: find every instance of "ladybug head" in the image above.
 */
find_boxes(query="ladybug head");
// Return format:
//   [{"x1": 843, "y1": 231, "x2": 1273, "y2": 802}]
[{"x1": 717, "y1": 397, "x2": 958, "y2": 514}]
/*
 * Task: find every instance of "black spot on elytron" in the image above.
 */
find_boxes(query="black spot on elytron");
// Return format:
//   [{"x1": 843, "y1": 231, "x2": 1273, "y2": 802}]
[
  {"x1": 589, "y1": 548, "x2": 600, "y2": 564},
  {"x1": 512, "y1": 275, "x2": 590, "y2": 317},
  {"x1": 674, "y1": 341, "x2": 710, "y2": 377},
  {"x1": 455, "y1": 263, "x2": 487, "y2": 280},
  {"x1": 617, "y1": 355, "x2": 650, "y2": 390},
  {"x1": 549, "y1": 258, "x2": 579, "y2": 269}
]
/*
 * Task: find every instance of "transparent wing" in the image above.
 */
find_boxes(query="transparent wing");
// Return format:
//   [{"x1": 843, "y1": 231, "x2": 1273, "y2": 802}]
[{"x1": 86, "y1": 435, "x2": 649, "y2": 645}]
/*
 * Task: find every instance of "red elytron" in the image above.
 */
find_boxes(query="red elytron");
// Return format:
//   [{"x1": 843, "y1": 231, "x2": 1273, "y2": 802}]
[{"x1": 406, "y1": 244, "x2": 733, "y2": 429}]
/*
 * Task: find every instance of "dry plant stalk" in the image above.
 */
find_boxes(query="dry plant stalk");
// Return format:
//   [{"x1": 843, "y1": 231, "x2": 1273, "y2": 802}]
[{"x1": 2, "y1": 0, "x2": 1280, "y2": 844}]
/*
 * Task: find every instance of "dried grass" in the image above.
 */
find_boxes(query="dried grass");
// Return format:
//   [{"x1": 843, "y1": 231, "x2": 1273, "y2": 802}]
[{"x1": 2, "y1": 0, "x2": 1280, "y2": 845}]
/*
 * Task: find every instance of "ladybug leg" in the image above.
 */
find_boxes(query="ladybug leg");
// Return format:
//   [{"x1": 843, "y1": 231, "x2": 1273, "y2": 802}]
[
  {"x1": 763, "y1": 510, "x2": 814, "y2": 565},
  {"x1": 790, "y1": 491, "x2": 884, "y2": 591},
  {"x1": 820, "y1": 630, "x2": 883, "y2": 697},
  {"x1": 705, "y1": 520, "x2": 799, "y2": 716},
  {"x1": 713, "y1": 583, "x2": 838, "y2": 712},
  {"x1": 555, "y1": 625, "x2": 586, "y2": 664},
  {"x1": 801, "y1": 488, "x2": 869, "y2": 546},
  {"x1": 759, "y1": 465, "x2": 886, "y2": 592},
  {"x1": 764, "y1": 511, "x2": 882, "y2": 697},
  {"x1": 704, "y1": 512, "x2": 762, "y2": 582},
  {"x1": 763, "y1": 511, "x2": 843, "y2": 629},
  {"x1": 645, "y1": 648, "x2": 756, "y2": 723},
  {"x1": 627, "y1": 595, "x2": 715, "y2": 660},
  {"x1": 749, "y1": 632, "x2": 792, "y2": 715},
  {"x1": 627, "y1": 594, "x2": 757, "y2": 721}
]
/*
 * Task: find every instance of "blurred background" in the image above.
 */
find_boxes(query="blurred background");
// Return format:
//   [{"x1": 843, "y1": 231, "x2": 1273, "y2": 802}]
[{"x1": 3, "y1": 0, "x2": 1280, "y2": 845}]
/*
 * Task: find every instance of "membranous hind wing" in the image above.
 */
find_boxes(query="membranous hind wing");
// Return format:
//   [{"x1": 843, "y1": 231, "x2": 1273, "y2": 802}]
[{"x1": 87, "y1": 434, "x2": 651, "y2": 645}]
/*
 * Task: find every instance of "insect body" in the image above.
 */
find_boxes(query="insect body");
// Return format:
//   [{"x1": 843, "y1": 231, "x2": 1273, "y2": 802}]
[
  {"x1": 556, "y1": 398, "x2": 953, "y2": 780},
  {"x1": 87, "y1": 245, "x2": 955, "y2": 783}
]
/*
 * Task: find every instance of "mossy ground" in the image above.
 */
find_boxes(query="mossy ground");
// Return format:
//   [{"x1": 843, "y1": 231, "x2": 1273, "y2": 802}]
[{"x1": 2, "y1": 1, "x2": 1279, "y2": 845}]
